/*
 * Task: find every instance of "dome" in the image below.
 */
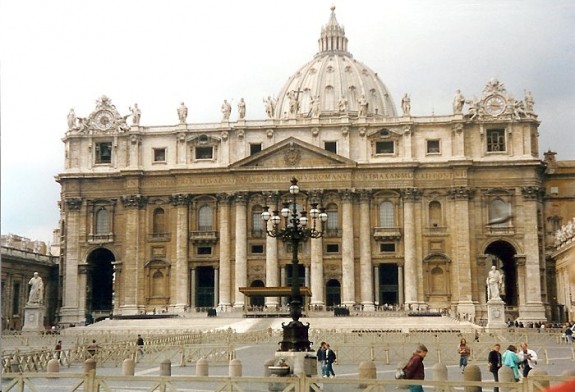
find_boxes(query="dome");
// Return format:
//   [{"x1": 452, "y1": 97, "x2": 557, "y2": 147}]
[{"x1": 274, "y1": 6, "x2": 397, "y2": 119}]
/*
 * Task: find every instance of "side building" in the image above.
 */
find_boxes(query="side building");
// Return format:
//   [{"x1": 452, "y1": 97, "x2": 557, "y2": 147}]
[{"x1": 57, "y1": 7, "x2": 550, "y2": 326}]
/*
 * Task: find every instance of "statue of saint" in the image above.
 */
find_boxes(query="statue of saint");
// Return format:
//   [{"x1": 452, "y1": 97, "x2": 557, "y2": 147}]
[
  {"x1": 287, "y1": 91, "x2": 299, "y2": 116},
  {"x1": 310, "y1": 95, "x2": 320, "y2": 118},
  {"x1": 67, "y1": 109, "x2": 77, "y2": 129},
  {"x1": 486, "y1": 266, "x2": 503, "y2": 300},
  {"x1": 177, "y1": 102, "x2": 188, "y2": 124},
  {"x1": 28, "y1": 272, "x2": 44, "y2": 305},
  {"x1": 263, "y1": 96, "x2": 275, "y2": 118},
  {"x1": 453, "y1": 90, "x2": 465, "y2": 114},
  {"x1": 524, "y1": 90, "x2": 535, "y2": 113},
  {"x1": 129, "y1": 104, "x2": 141, "y2": 125},
  {"x1": 221, "y1": 99, "x2": 232, "y2": 120},
  {"x1": 237, "y1": 98, "x2": 246, "y2": 119},
  {"x1": 358, "y1": 94, "x2": 368, "y2": 117},
  {"x1": 401, "y1": 94, "x2": 411, "y2": 116},
  {"x1": 338, "y1": 96, "x2": 348, "y2": 112}
]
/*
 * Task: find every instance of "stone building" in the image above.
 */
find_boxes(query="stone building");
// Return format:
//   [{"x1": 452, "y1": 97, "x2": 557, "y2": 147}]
[
  {"x1": 57, "y1": 7, "x2": 551, "y2": 325},
  {"x1": 1, "y1": 234, "x2": 59, "y2": 330}
]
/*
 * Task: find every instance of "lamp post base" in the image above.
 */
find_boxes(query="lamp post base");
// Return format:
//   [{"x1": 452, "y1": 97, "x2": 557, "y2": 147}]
[{"x1": 278, "y1": 320, "x2": 312, "y2": 352}]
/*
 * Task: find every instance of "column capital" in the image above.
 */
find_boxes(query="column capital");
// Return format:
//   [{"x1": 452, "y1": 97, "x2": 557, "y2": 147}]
[
  {"x1": 521, "y1": 186, "x2": 544, "y2": 201},
  {"x1": 307, "y1": 189, "x2": 324, "y2": 205},
  {"x1": 339, "y1": 189, "x2": 356, "y2": 201},
  {"x1": 401, "y1": 187, "x2": 422, "y2": 201},
  {"x1": 358, "y1": 189, "x2": 373, "y2": 202},
  {"x1": 234, "y1": 192, "x2": 249, "y2": 205},
  {"x1": 169, "y1": 193, "x2": 190, "y2": 206},
  {"x1": 65, "y1": 197, "x2": 83, "y2": 211},
  {"x1": 448, "y1": 186, "x2": 474, "y2": 200},
  {"x1": 122, "y1": 194, "x2": 148, "y2": 209},
  {"x1": 216, "y1": 193, "x2": 232, "y2": 204},
  {"x1": 514, "y1": 254, "x2": 526, "y2": 266}
]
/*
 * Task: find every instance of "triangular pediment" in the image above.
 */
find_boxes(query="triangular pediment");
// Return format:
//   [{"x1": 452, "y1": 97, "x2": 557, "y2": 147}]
[{"x1": 231, "y1": 137, "x2": 357, "y2": 169}]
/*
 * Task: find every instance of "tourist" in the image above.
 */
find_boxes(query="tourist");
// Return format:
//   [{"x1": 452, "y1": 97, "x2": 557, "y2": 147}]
[
  {"x1": 316, "y1": 341, "x2": 327, "y2": 377},
  {"x1": 404, "y1": 344, "x2": 428, "y2": 392},
  {"x1": 55, "y1": 340, "x2": 62, "y2": 363},
  {"x1": 324, "y1": 343, "x2": 336, "y2": 378},
  {"x1": 488, "y1": 343, "x2": 502, "y2": 392},
  {"x1": 458, "y1": 338, "x2": 471, "y2": 373},
  {"x1": 502, "y1": 345, "x2": 521, "y2": 381},
  {"x1": 137, "y1": 334, "x2": 145, "y2": 358},
  {"x1": 517, "y1": 342, "x2": 538, "y2": 377}
]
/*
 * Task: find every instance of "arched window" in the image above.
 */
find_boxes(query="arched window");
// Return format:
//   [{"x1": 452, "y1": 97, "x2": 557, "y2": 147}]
[
  {"x1": 379, "y1": 201, "x2": 394, "y2": 228},
  {"x1": 198, "y1": 205, "x2": 213, "y2": 231},
  {"x1": 153, "y1": 208, "x2": 166, "y2": 235},
  {"x1": 326, "y1": 203, "x2": 339, "y2": 234},
  {"x1": 95, "y1": 208, "x2": 109, "y2": 234},
  {"x1": 429, "y1": 201, "x2": 442, "y2": 227}
]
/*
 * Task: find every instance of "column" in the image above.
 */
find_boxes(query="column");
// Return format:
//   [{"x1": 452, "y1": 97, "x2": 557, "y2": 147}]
[
  {"x1": 190, "y1": 267, "x2": 196, "y2": 309},
  {"x1": 374, "y1": 265, "x2": 380, "y2": 308},
  {"x1": 265, "y1": 223, "x2": 279, "y2": 308},
  {"x1": 59, "y1": 198, "x2": 83, "y2": 324},
  {"x1": 217, "y1": 194, "x2": 232, "y2": 309},
  {"x1": 359, "y1": 190, "x2": 374, "y2": 311},
  {"x1": 398, "y1": 264, "x2": 404, "y2": 305},
  {"x1": 310, "y1": 236, "x2": 324, "y2": 307},
  {"x1": 121, "y1": 194, "x2": 147, "y2": 315},
  {"x1": 448, "y1": 187, "x2": 475, "y2": 316},
  {"x1": 519, "y1": 186, "x2": 546, "y2": 320},
  {"x1": 402, "y1": 188, "x2": 419, "y2": 305},
  {"x1": 281, "y1": 266, "x2": 287, "y2": 307},
  {"x1": 341, "y1": 190, "x2": 355, "y2": 307},
  {"x1": 234, "y1": 192, "x2": 248, "y2": 308},
  {"x1": 171, "y1": 194, "x2": 189, "y2": 313},
  {"x1": 213, "y1": 268, "x2": 219, "y2": 308}
]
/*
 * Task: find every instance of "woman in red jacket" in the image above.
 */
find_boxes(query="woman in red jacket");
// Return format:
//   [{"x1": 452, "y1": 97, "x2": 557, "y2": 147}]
[{"x1": 404, "y1": 344, "x2": 428, "y2": 392}]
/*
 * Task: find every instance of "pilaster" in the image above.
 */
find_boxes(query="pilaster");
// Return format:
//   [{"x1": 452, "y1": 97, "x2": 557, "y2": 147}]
[{"x1": 170, "y1": 193, "x2": 190, "y2": 313}]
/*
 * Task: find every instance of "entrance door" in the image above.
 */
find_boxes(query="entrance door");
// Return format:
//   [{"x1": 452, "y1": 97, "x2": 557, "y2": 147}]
[
  {"x1": 485, "y1": 241, "x2": 518, "y2": 307},
  {"x1": 326, "y1": 279, "x2": 341, "y2": 307},
  {"x1": 196, "y1": 266, "x2": 214, "y2": 308},
  {"x1": 86, "y1": 248, "x2": 115, "y2": 322},
  {"x1": 379, "y1": 264, "x2": 399, "y2": 305},
  {"x1": 250, "y1": 280, "x2": 265, "y2": 308}
]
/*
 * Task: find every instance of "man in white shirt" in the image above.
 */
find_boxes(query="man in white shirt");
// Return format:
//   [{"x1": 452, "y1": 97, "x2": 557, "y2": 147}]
[{"x1": 517, "y1": 342, "x2": 538, "y2": 377}]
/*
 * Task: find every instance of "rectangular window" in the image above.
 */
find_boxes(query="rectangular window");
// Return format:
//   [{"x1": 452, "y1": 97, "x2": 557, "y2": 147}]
[
  {"x1": 12, "y1": 283, "x2": 20, "y2": 315},
  {"x1": 95, "y1": 142, "x2": 112, "y2": 164},
  {"x1": 251, "y1": 244, "x2": 264, "y2": 254},
  {"x1": 195, "y1": 146, "x2": 213, "y2": 160},
  {"x1": 250, "y1": 143, "x2": 262, "y2": 155},
  {"x1": 197, "y1": 246, "x2": 212, "y2": 255},
  {"x1": 426, "y1": 140, "x2": 440, "y2": 154},
  {"x1": 375, "y1": 141, "x2": 394, "y2": 154},
  {"x1": 487, "y1": 129, "x2": 506, "y2": 152},
  {"x1": 380, "y1": 243, "x2": 396, "y2": 253},
  {"x1": 324, "y1": 141, "x2": 337, "y2": 154},
  {"x1": 153, "y1": 148, "x2": 166, "y2": 162},
  {"x1": 326, "y1": 244, "x2": 339, "y2": 253}
]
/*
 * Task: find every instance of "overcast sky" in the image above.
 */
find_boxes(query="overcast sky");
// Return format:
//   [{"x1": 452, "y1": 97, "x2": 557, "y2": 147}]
[{"x1": 1, "y1": 0, "x2": 574, "y2": 244}]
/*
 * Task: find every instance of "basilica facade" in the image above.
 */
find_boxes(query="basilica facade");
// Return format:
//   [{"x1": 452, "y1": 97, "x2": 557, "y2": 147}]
[{"x1": 57, "y1": 7, "x2": 552, "y2": 325}]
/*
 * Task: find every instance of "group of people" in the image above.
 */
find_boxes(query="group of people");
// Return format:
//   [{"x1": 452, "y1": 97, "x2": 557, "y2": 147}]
[
  {"x1": 316, "y1": 341, "x2": 337, "y2": 378},
  {"x1": 487, "y1": 341, "x2": 538, "y2": 389}
]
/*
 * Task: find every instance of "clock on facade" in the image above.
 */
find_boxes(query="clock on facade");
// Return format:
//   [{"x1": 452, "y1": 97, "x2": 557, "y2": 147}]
[
  {"x1": 93, "y1": 110, "x2": 114, "y2": 130},
  {"x1": 484, "y1": 95, "x2": 506, "y2": 116}
]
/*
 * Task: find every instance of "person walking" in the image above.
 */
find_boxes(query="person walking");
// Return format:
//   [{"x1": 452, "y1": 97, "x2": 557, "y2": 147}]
[
  {"x1": 517, "y1": 342, "x2": 538, "y2": 378},
  {"x1": 502, "y1": 345, "x2": 521, "y2": 381},
  {"x1": 458, "y1": 338, "x2": 471, "y2": 373},
  {"x1": 404, "y1": 344, "x2": 428, "y2": 392},
  {"x1": 488, "y1": 343, "x2": 502, "y2": 392},
  {"x1": 324, "y1": 343, "x2": 336, "y2": 378},
  {"x1": 136, "y1": 334, "x2": 145, "y2": 360},
  {"x1": 316, "y1": 341, "x2": 327, "y2": 377},
  {"x1": 55, "y1": 340, "x2": 63, "y2": 364}
]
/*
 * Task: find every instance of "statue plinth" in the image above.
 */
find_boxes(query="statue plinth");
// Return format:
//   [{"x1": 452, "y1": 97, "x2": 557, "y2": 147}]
[
  {"x1": 486, "y1": 298, "x2": 507, "y2": 330},
  {"x1": 22, "y1": 304, "x2": 46, "y2": 332}
]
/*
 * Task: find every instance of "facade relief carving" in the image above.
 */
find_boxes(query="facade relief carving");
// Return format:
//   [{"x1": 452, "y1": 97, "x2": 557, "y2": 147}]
[
  {"x1": 521, "y1": 186, "x2": 544, "y2": 200},
  {"x1": 65, "y1": 198, "x2": 83, "y2": 211}
]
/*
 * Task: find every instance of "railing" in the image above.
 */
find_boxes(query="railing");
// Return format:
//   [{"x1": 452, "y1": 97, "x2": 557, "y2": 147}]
[
  {"x1": 189, "y1": 230, "x2": 218, "y2": 244},
  {"x1": 1, "y1": 371, "x2": 568, "y2": 392}
]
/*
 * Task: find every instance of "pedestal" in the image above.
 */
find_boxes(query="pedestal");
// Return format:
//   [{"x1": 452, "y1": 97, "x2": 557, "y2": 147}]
[
  {"x1": 22, "y1": 305, "x2": 45, "y2": 332},
  {"x1": 274, "y1": 351, "x2": 317, "y2": 376},
  {"x1": 486, "y1": 298, "x2": 507, "y2": 329}
]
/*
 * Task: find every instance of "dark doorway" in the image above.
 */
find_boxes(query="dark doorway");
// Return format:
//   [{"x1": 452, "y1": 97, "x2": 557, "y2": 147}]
[
  {"x1": 326, "y1": 279, "x2": 341, "y2": 307},
  {"x1": 86, "y1": 248, "x2": 115, "y2": 320},
  {"x1": 485, "y1": 241, "x2": 518, "y2": 306},
  {"x1": 286, "y1": 264, "x2": 305, "y2": 288},
  {"x1": 196, "y1": 266, "x2": 214, "y2": 308},
  {"x1": 250, "y1": 280, "x2": 265, "y2": 308},
  {"x1": 379, "y1": 264, "x2": 399, "y2": 305}
]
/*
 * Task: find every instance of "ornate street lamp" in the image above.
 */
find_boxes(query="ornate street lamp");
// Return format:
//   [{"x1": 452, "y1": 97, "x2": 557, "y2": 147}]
[{"x1": 262, "y1": 177, "x2": 327, "y2": 351}]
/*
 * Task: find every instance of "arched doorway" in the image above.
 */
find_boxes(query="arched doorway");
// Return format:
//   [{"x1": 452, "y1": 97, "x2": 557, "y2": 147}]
[
  {"x1": 485, "y1": 241, "x2": 518, "y2": 307},
  {"x1": 326, "y1": 279, "x2": 341, "y2": 307},
  {"x1": 250, "y1": 280, "x2": 265, "y2": 308},
  {"x1": 86, "y1": 248, "x2": 115, "y2": 323}
]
